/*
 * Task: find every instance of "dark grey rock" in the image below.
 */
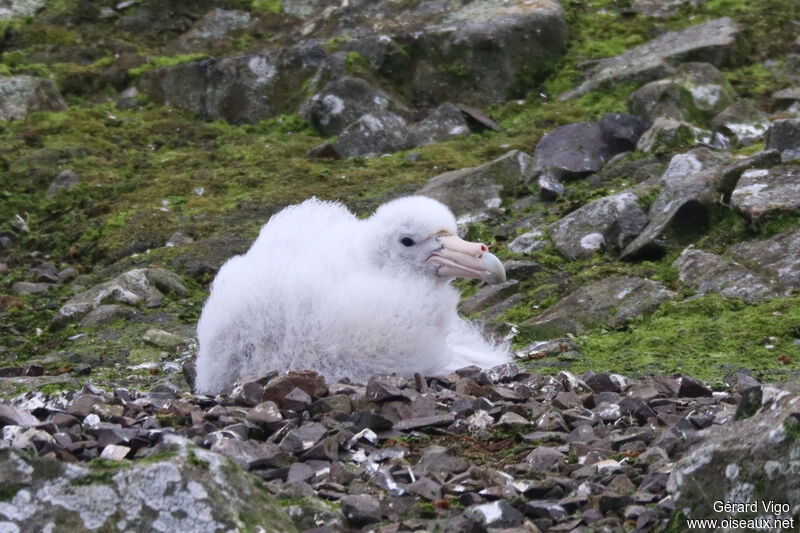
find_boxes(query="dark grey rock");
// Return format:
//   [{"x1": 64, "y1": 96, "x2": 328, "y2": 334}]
[
  {"x1": 279, "y1": 422, "x2": 327, "y2": 454},
  {"x1": 418, "y1": 150, "x2": 535, "y2": 218},
  {"x1": 408, "y1": 102, "x2": 470, "y2": 146},
  {"x1": 526, "y1": 446, "x2": 566, "y2": 472},
  {"x1": 548, "y1": 191, "x2": 649, "y2": 260},
  {"x1": 341, "y1": 494, "x2": 382, "y2": 526},
  {"x1": 533, "y1": 121, "x2": 620, "y2": 179},
  {"x1": 765, "y1": 118, "x2": 800, "y2": 162},
  {"x1": 731, "y1": 164, "x2": 800, "y2": 221},
  {"x1": 622, "y1": 148, "x2": 731, "y2": 259},
  {"x1": 599, "y1": 112, "x2": 649, "y2": 151},
  {"x1": 677, "y1": 375, "x2": 713, "y2": 398}
]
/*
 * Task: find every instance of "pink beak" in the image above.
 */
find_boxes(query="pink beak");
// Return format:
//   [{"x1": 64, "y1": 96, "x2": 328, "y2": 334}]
[{"x1": 426, "y1": 234, "x2": 506, "y2": 284}]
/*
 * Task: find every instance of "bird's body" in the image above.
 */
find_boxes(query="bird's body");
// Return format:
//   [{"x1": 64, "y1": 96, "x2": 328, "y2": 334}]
[{"x1": 195, "y1": 196, "x2": 509, "y2": 394}]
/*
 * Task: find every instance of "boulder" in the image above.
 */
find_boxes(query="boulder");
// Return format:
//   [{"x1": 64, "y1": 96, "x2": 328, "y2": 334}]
[
  {"x1": 53, "y1": 268, "x2": 187, "y2": 327},
  {"x1": 635, "y1": 117, "x2": 709, "y2": 154},
  {"x1": 673, "y1": 247, "x2": 779, "y2": 304},
  {"x1": 730, "y1": 228, "x2": 800, "y2": 290},
  {"x1": 599, "y1": 112, "x2": 649, "y2": 152},
  {"x1": 0, "y1": 436, "x2": 298, "y2": 532},
  {"x1": 622, "y1": 148, "x2": 731, "y2": 260},
  {"x1": 765, "y1": 118, "x2": 800, "y2": 162},
  {"x1": 533, "y1": 121, "x2": 621, "y2": 180},
  {"x1": 418, "y1": 150, "x2": 535, "y2": 219},
  {"x1": 628, "y1": 63, "x2": 735, "y2": 124},
  {"x1": 561, "y1": 18, "x2": 740, "y2": 100},
  {"x1": 731, "y1": 164, "x2": 800, "y2": 221},
  {"x1": 666, "y1": 383, "x2": 800, "y2": 529},
  {"x1": 548, "y1": 191, "x2": 649, "y2": 260},
  {"x1": 165, "y1": 8, "x2": 257, "y2": 54},
  {"x1": 0, "y1": 75, "x2": 68, "y2": 121},
  {"x1": 140, "y1": 44, "x2": 327, "y2": 124},
  {"x1": 302, "y1": 76, "x2": 407, "y2": 137},
  {"x1": 330, "y1": 109, "x2": 412, "y2": 158},
  {"x1": 524, "y1": 277, "x2": 675, "y2": 336},
  {"x1": 407, "y1": 102, "x2": 470, "y2": 147}
]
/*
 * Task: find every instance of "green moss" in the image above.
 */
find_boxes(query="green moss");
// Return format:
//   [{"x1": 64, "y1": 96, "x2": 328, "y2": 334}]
[
  {"x1": 37, "y1": 382, "x2": 73, "y2": 396},
  {"x1": 0, "y1": 483, "x2": 21, "y2": 502},
  {"x1": 252, "y1": 0, "x2": 282, "y2": 14},
  {"x1": 345, "y1": 51, "x2": 370, "y2": 75},
  {"x1": 575, "y1": 294, "x2": 800, "y2": 381},
  {"x1": 129, "y1": 54, "x2": 209, "y2": 78}
]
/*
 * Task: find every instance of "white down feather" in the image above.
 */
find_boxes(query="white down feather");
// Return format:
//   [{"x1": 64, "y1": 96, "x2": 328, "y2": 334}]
[{"x1": 195, "y1": 196, "x2": 509, "y2": 394}]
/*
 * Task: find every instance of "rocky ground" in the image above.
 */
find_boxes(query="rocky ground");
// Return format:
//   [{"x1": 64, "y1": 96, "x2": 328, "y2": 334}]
[{"x1": 1, "y1": 0, "x2": 800, "y2": 531}]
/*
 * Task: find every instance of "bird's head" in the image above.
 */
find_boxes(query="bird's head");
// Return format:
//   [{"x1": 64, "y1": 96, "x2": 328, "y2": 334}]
[{"x1": 366, "y1": 196, "x2": 506, "y2": 284}]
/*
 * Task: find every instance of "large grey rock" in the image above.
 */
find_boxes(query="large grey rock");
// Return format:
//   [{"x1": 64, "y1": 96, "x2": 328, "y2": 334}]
[
  {"x1": 730, "y1": 228, "x2": 800, "y2": 291},
  {"x1": 419, "y1": 150, "x2": 535, "y2": 219},
  {"x1": 165, "y1": 9, "x2": 256, "y2": 54},
  {"x1": 0, "y1": 436, "x2": 298, "y2": 532},
  {"x1": 549, "y1": 191, "x2": 649, "y2": 260},
  {"x1": 330, "y1": 109, "x2": 412, "y2": 158},
  {"x1": 667, "y1": 384, "x2": 800, "y2": 529},
  {"x1": 140, "y1": 44, "x2": 327, "y2": 124},
  {"x1": 0, "y1": 75, "x2": 68, "y2": 121},
  {"x1": 302, "y1": 76, "x2": 406, "y2": 137},
  {"x1": 562, "y1": 18, "x2": 739, "y2": 100},
  {"x1": 366, "y1": 0, "x2": 567, "y2": 107},
  {"x1": 460, "y1": 280, "x2": 519, "y2": 316},
  {"x1": 53, "y1": 268, "x2": 187, "y2": 327},
  {"x1": 622, "y1": 148, "x2": 731, "y2": 259},
  {"x1": 407, "y1": 102, "x2": 470, "y2": 147},
  {"x1": 731, "y1": 164, "x2": 800, "y2": 221},
  {"x1": 143, "y1": 0, "x2": 567, "y2": 121},
  {"x1": 635, "y1": 63, "x2": 734, "y2": 124},
  {"x1": 765, "y1": 118, "x2": 800, "y2": 162},
  {"x1": 673, "y1": 247, "x2": 779, "y2": 304},
  {"x1": 524, "y1": 277, "x2": 675, "y2": 336},
  {"x1": 0, "y1": 0, "x2": 45, "y2": 20},
  {"x1": 533, "y1": 121, "x2": 621, "y2": 180}
]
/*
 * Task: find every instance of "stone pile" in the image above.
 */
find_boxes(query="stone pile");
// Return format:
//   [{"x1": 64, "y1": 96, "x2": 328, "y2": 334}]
[{"x1": 1, "y1": 362, "x2": 791, "y2": 532}]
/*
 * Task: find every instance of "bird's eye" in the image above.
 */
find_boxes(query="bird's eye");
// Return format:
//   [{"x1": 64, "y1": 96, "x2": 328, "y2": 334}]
[{"x1": 400, "y1": 237, "x2": 415, "y2": 247}]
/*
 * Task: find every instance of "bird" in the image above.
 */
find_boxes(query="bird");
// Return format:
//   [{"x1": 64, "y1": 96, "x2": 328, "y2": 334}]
[{"x1": 194, "y1": 195, "x2": 510, "y2": 394}]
